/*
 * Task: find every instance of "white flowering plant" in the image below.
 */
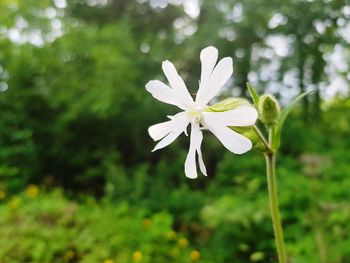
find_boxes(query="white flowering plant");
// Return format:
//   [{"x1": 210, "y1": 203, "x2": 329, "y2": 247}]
[{"x1": 146, "y1": 46, "x2": 313, "y2": 263}]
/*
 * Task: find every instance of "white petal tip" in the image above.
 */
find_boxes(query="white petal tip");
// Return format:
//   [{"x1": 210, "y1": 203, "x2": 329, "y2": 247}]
[
  {"x1": 147, "y1": 127, "x2": 157, "y2": 141},
  {"x1": 151, "y1": 147, "x2": 158, "y2": 153},
  {"x1": 222, "y1": 57, "x2": 233, "y2": 66},
  {"x1": 162, "y1": 60, "x2": 171, "y2": 66},
  {"x1": 185, "y1": 173, "x2": 197, "y2": 179},
  {"x1": 145, "y1": 80, "x2": 155, "y2": 90},
  {"x1": 200, "y1": 46, "x2": 218, "y2": 59},
  {"x1": 232, "y1": 143, "x2": 252, "y2": 155},
  {"x1": 204, "y1": 45, "x2": 217, "y2": 51},
  {"x1": 185, "y1": 166, "x2": 198, "y2": 179}
]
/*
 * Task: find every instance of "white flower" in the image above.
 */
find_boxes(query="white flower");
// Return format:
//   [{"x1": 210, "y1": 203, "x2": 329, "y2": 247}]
[{"x1": 146, "y1": 46, "x2": 258, "y2": 179}]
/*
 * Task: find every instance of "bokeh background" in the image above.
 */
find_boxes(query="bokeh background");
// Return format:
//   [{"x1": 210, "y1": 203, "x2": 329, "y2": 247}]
[{"x1": 0, "y1": 0, "x2": 350, "y2": 262}]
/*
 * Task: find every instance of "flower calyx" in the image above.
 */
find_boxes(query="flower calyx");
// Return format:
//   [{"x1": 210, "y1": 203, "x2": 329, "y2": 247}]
[{"x1": 206, "y1": 98, "x2": 251, "y2": 112}]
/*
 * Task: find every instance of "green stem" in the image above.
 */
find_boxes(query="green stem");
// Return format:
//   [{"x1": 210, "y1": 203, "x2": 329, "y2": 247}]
[
  {"x1": 253, "y1": 125, "x2": 271, "y2": 153},
  {"x1": 266, "y1": 127, "x2": 287, "y2": 263}
]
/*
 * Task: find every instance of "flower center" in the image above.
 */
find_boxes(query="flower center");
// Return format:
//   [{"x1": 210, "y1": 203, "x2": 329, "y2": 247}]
[{"x1": 186, "y1": 108, "x2": 202, "y2": 125}]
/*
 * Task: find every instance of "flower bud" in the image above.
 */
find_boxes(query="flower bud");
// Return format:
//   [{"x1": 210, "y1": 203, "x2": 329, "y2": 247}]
[
  {"x1": 206, "y1": 98, "x2": 251, "y2": 112},
  {"x1": 258, "y1": 95, "x2": 280, "y2": 127}
]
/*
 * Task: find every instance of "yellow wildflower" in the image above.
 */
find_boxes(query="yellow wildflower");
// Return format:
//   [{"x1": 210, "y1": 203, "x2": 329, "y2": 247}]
[
  {"x1": 178, "y1": 238, "x2": 189, "y2": 248},
  {"x1": 132, "y1": 251, "x2": 143, "y2": 262},
  {"x1": 0, "y1": 190, "x2": 6, "y2": 199},
  {"x1": 104, "y1": 260, "x2": 114, "y2": 263},
  {"x1": 26, "y1": 184, "x2": 39, "y2": 198},
  {"x1": 190, "y1": 250, "x2": 200, "y2": 261},
  {"x1": 167, "y1": 230, "x2": 177, "y2": 240}
]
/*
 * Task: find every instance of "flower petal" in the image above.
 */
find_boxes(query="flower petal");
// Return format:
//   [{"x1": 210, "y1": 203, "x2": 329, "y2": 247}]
[
  {"x1": 152, "y1": 130, "x2": 183, "y2": 152},
  {"x1": 196, "y1": 143, "x2": 207, "y2": 177},
  {"x1": 162, "y1": 60, "x2": 194, "y2": 109},
  {"x1": 149, "y1": 112, "x2": 189, "y2": 151},
  {"x1": 202, "y1": 106, "x2": 258, "y2": 127},
  {"x1": 196, "y1": 57, "x2": 233, "y2": 106},
  {"x1": 145, "y1": 80, "x2": 188, "y2": 110},
  {"x1": 199, "y1": 46, "x2": 218, "y2": 93},
  {"x1": 148, "y1": 120, "x2": 174, "y2": 142},
  {"x1": 193, "y1": 124, "x2": 207, "y2": 176},
  {"x1": 184, "y1": 124, "x2": 207, "y2": 178},
  {"x1": 205, "y1": 122, "x2": 252, "y2": 154},
  {"x1": 184, "y1": 139, "x2": 197, "y2": 178}
]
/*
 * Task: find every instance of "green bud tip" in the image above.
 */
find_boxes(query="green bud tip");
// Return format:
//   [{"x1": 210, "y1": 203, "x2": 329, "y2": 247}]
[{"x1": 258, "y1": 95, "x2": 281, "y2": 126}]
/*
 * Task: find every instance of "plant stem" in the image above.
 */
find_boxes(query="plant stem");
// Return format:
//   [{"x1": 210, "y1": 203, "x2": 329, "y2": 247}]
[
  {"x1": 266, "y1": 127, "x2": 287, "y2": 263},
  {"x1": 253, "y1": 125, "x2": 271, "y2": 152}
]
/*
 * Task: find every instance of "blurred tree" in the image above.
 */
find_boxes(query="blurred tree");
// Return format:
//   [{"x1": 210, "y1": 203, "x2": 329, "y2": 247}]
[
  {"x1": 273, "y1": 0, "x2": 346, "y2": 120},
  {"x1": 0, "y1": 0, "x2": 349, "y2": 194}
]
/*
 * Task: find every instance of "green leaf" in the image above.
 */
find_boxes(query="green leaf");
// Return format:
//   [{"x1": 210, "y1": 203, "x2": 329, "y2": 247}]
[
  {"x1": 246, "y1": 82, "x2": 259, "y2": 106},
  {"x1": 272, "y1": 90, "x2": 315, "y2": 150}
]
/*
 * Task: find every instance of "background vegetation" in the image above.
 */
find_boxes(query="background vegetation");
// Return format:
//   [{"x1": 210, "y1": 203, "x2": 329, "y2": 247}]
[{"x1": 0, "y1": 0, "x2": 349, "y2": 262}]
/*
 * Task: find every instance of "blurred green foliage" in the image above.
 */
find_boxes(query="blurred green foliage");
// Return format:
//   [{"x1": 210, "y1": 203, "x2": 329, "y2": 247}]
[
  {"x1": 0, "y1": 188, "x2": 199, "y2": 263},
  {"x1": 1, "y1": 147, "x2": 350, "y2": 263},
  {"x1": 0, "y1": 0, "x2": 350, "y2": 262}
]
